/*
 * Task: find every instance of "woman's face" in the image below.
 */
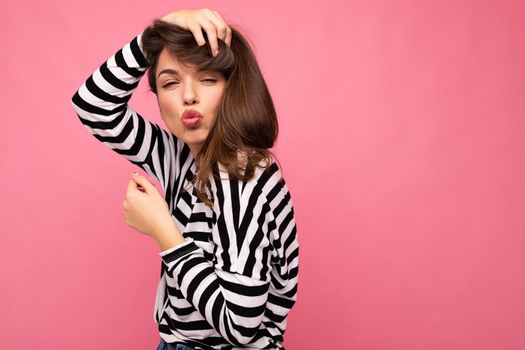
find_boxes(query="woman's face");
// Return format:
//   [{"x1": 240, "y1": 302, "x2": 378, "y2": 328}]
[{"x1": 155, "y1": 47, "x2": 225, "y2": 157}]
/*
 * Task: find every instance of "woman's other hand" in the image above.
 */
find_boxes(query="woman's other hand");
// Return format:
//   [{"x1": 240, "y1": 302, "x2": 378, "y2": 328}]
[
  {"x1": 161, "y1": 8, "x2": 232, "y2": 57},
  {"x1": 123, "y1": 172, "x2": 176, "y2": 242}
]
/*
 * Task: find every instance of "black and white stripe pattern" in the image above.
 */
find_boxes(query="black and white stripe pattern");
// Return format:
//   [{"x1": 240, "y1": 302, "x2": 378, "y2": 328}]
[{"x1": 71, "y1": 32, "x2": 299, "y2": 350}]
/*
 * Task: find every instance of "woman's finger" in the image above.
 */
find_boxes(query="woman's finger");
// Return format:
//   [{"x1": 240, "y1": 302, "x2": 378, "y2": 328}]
[
  {"x1": 126, "y1": 178, "x2": 136, "y2": 195},
  {"x1": 188, "y1": 23, "x2": 207, "y2": 46},
  {"x1": 131, "y1": 172, "x2": 156, "y2": 195},
  {"x1": 199, "y1": 19, "x2": 220, "y2": 56},
  {"x1": 211, "y1": 10, "x2": 231, "y2": 46},
  {"x1": 204, "y1": 10, "x2": 229, "y2": 47}
]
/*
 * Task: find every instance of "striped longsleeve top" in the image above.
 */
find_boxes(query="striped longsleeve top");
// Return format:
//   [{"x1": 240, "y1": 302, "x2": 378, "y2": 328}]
[{"x1": 70, "y1": 31, "x2": 299, "y2": 350}]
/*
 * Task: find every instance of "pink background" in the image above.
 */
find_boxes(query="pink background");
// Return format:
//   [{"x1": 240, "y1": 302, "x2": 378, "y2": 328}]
[{"x1": 2, "y1": 0, "x2": 524, "y2": 349}]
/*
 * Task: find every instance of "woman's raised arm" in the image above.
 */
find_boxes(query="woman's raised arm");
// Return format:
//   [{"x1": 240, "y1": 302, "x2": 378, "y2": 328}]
[
  {"x1": 70, "y1": 31, "x2": 177, "y2": 190},
  {"x1": 70, "y1": 9, "x2": 231, "y2": 191}
]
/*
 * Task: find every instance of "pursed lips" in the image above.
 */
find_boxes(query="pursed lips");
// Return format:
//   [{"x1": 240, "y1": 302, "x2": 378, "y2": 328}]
[{"x1": 181, "y1": 109, "x2": 203, "y2": 120}]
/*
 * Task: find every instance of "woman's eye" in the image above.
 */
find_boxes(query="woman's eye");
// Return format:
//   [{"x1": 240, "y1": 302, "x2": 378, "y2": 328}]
[{"x1": 163, "y1": 79, "x2": 216, "y2": 88}]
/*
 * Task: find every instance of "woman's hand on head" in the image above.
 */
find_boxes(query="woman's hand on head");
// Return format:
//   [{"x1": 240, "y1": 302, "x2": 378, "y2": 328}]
[
  {"x1": 123, "y1": 171, "x2": 174, "y2": 241},
  {"x1": 161, "y1": 8, "x2": 232, "y2": 57}
]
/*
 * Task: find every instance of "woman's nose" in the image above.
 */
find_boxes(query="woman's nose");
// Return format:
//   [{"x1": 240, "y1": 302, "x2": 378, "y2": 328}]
[
  {"x1": 183, "y1": 87, "x2": 198, "y2": 105},
  {"x1": 184, "y1": 95, "x2": 198, "y2": 105}
]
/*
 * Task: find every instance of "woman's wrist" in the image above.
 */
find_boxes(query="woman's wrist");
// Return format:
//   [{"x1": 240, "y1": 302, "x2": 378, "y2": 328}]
[{"x1": 154, "y1": 220, "x2": 186, "y2": 251}]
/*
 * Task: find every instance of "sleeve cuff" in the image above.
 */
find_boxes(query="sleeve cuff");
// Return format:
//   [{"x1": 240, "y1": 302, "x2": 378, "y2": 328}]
[{"x1": 159, "y1": 238, "x2": 199, "y2": 264}]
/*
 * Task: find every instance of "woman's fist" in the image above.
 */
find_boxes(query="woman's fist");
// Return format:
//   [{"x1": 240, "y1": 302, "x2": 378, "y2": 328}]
[{"x1": 123, "y1": 172, "x2": 172, "y2": 239}]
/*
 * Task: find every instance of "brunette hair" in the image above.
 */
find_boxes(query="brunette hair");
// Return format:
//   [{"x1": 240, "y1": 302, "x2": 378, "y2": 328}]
[{"x1": 141, "y1": 19, "x2": 282, "y2": 208}]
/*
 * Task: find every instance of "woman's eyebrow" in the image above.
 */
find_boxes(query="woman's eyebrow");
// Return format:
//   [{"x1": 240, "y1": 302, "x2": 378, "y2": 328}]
[{"x1": 157, "y1": 68, "x2": 179, "y2": 79}]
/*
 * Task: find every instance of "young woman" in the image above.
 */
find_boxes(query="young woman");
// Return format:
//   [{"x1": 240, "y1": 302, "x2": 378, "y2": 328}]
[{"x1": 71, "y1": 9, "x2": 299, "y2": 350}]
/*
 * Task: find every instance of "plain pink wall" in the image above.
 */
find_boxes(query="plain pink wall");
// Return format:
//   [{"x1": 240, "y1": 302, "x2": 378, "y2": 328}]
[{"x1": 1, "y1": 0, "x2": 524, "y2": 349}]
